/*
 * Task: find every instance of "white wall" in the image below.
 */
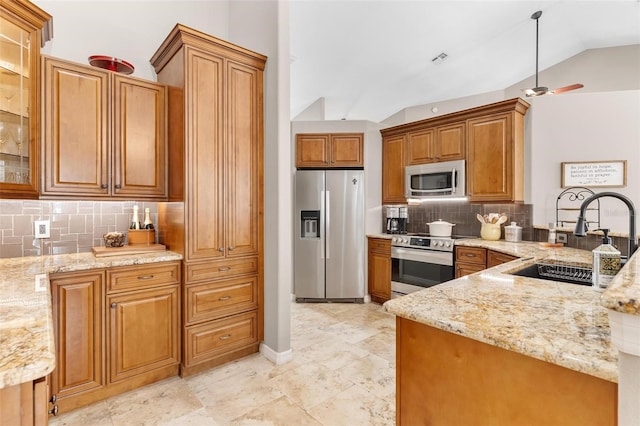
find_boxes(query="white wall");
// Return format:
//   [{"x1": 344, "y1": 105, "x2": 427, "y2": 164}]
[
  {"x1": 36, "y1": 1, "x2": 229, "y2": 80},
  {"x1": 530, "y1": 91, "x2": 640, "y2": 234}
]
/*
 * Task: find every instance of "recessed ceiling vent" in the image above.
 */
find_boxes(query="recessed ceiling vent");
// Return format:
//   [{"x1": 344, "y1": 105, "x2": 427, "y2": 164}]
[{"x1": 431, "y1": 52, "x2": 448, "y2": 64}]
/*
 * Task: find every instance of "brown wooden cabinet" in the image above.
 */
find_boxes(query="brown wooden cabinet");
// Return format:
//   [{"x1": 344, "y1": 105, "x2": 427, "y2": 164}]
[
  {"x1": 41, "y1": 55, "x2": 167, "y2": 199},
  {"x1": 151, "y1": 24, "x2": 265, "y2": 377},
  {"x1": 486, "y1": 249, "x2": 518, "y2": 268},
  {"x1": 48, "y1": 261, "x2": 180, "y2": 414},
  {"x1": 368, "y1": 237, "x2": 391, "y2": 303},
  {"x1": 0, "y1": 377, "x2": 49, "y2": 426},
  {"x1": 381, "y1": 98, "x2": 529, "y2": 204},
  {"x1": 382, "y1": 135, "x2": 406, "y2": 204},
  {"x1": 406, "y1": 122, "x2": 465, "y2": 165},
  {"x1": 296, "y1": 133, "x2": 364, "y2": 168},
  {"x1": 0, "y1": 0, "x2": 51, "y2": 199},
  {"x1": 455, "y1": 246, "x2": 487, "y2": 278}
]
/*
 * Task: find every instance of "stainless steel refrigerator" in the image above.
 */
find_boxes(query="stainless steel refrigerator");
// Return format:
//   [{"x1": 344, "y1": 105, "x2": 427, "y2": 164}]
[{"x1": 294, "y1": 170, "x2": 365, "y2": 302}]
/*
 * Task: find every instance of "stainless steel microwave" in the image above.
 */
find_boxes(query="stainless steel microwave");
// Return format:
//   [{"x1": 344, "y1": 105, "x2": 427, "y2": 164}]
[{"x1": 405, "y1": 159, "x2": 466, "y2": 201}]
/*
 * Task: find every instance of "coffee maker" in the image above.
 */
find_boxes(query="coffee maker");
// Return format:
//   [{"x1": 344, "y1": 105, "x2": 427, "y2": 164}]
[
  {"x1": 386, "y1": 206, "x2": 399, "y2": 234},
  {"x1": 398, "y1": 206, "x2": 408, "y2": 234}
]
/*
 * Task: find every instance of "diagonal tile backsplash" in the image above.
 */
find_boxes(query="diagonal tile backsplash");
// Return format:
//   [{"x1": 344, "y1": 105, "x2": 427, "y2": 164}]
[{"x1": 0, "y1": 200, "x2": 159, "y2": 258}]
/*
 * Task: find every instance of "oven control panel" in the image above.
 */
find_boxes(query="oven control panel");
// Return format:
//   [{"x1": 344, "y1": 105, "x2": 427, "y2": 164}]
[{"x1": 391, "y1": 236, "x2": 454, "y2": 252}]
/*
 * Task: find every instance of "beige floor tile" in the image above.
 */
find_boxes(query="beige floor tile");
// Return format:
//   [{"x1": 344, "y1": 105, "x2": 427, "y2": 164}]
[
  {"x1": 337, "y1": 353, "x2": 395, "y2": 398},
  {"x1": 308, "y1": 384, "x2": 396, "y2": 426},
  {"x1": 229, "y1": 395, "x2": 322, "y2": 426},
  {"x1": 359, "y1": 330, "x2": 397, "y2": 363},
  {"x1": 296, "y1": 334, "x2": 369, "y2": 370},
  {"x1": 48, "y1": 400, "x2": 112, "y2": 426},
  {"x1": 107, "y1": 376, "x2": 202, "y2": 425},
  {"x1": 324, "y1": 320, "x2": 380, "y2": 344},
  {"x1": 269, "y1": 362, "x2": 355, "y2": 410}
]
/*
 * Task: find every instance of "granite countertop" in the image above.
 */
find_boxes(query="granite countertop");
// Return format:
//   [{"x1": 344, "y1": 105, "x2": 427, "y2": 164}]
[
  {"x1": 384, "y1": 239, "x2": 619, "y2": 382},
  {"x1": 0, "y1": 251, "x2": 183, "y2": 389}
]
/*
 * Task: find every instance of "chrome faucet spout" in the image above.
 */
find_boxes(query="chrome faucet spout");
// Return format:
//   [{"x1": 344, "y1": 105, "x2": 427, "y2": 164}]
[{"x1": 573, "y1": 192, "x2": 638, "y2": 258}]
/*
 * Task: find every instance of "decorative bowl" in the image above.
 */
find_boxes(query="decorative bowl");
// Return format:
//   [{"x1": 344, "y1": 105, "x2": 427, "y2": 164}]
[{"x1": 104, "y1": 232, "x2": 125, "y2": 247}]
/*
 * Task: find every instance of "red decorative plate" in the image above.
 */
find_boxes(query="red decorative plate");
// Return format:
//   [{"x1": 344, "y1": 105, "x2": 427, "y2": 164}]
[{"x1": 88, "y1": 55, "x2": 134, "y2": 74}]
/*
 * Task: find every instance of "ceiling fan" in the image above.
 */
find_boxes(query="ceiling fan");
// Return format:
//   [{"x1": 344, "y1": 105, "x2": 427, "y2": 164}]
[{"x1": 523, "y1": 10, "x2": 584, "y2": 97}]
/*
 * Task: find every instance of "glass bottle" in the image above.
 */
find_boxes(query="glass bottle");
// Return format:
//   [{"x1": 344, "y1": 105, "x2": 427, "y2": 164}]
[
  {"x1": 143, "y1": 208, "x2": 154, "y2": 230},
  {"x1": 130, "y1": 205, "x2": 141, "y2": 229}
]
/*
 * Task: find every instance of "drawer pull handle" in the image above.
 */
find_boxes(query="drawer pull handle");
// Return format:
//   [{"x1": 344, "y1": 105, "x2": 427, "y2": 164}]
[
  {"x1": 218, "y1": 266, "x2": 231, "y2": 272},
  {"x1": 219, "y1": 334, "x2": 232, "y2": 340},
  {"x1": 465, "y1": 253, "x2": 476, "y2": 257},
  {"x1": 137, "y1": 275, "x2": 154, "y2": 280},
  {"x1": 219, "y1": 296, "x2": 232, "y2": 301}
]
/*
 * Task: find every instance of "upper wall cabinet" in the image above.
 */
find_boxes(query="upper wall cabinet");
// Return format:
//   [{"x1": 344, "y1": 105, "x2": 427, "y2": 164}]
[
  {"x1": 0, "y1": 0, "x2": 52, "y2": 199},
  {"x1": 41, "y1": 56, "x2": 167, "y2": 199},
  {"x1": 380, "y1": 98, "x2": 529, "y2": 204},
  {"x1": 296, "y1": 133, "x2": 364, "y2": 168}
]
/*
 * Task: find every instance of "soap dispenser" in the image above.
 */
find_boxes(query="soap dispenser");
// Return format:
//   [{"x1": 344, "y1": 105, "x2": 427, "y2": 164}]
[{"x1": 592, "y1": 228, "x2": 621, "y2": 291}]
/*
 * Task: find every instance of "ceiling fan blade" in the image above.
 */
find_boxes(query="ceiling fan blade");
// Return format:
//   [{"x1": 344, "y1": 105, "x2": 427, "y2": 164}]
[{"x1": 550, "y1": 83, "x2": 584, "y2": 94}]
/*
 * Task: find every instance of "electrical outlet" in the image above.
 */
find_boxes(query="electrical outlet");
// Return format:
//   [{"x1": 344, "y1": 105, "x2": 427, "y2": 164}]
[
  {"x1": 556, "y1": 233, "x2": 567, "y2": 243},
  {"x1": 34, "y1": 220, "x2": 50, "y2": 239}
]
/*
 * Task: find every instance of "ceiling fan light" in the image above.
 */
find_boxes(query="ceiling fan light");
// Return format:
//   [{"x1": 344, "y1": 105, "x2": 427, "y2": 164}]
[{"x1": 524, "y1": 86, "x2": 549, "y2": 97}]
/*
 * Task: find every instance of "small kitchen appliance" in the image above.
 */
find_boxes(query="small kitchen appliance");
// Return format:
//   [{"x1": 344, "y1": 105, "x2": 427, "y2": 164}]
[
  {"x1": 405, "y1": 159, "x2": 466, "y2": 201},
  {"x1": 397, "y1": 206, "x2": 408, "y2": 234},
  {"x1": 386, "y1": 206, "x2": 400, "y2": 234}
]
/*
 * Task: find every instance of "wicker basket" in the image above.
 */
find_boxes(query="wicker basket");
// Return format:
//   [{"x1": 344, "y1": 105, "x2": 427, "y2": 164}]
[{"x1": 127, "y1": 229, "x2": 156, "y2": 245}]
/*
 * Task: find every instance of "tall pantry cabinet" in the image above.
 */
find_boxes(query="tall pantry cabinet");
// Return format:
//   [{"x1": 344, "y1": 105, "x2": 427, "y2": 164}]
[{"x1": 151, "y1": 24, "x2": 266, "y2": 377}]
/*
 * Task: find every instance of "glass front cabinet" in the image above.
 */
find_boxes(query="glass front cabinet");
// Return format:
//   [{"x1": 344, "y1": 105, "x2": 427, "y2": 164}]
[{"x1": 0, "y1": 0, "x2": 51, "y2": 198}]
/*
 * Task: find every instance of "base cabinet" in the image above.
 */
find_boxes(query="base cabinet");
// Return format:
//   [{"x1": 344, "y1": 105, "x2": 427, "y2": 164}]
[
  {"x1": 454, "y1": 246, "x2": 487, "y2": 278},
  {"x1": 368, "y1": 237, "x2": 391, "y2": 303},
  {"x1": 0, "y1": 377, "x2": 49, "y2": 426},
  {"x1": 48, "y1": 261, "x2": 180, "y2": 415}
]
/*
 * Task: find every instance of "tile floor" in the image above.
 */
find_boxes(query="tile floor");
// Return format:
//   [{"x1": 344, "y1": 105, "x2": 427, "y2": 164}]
[{"x1": 50, "y1": 301, "x2": 396, "y2": 425}]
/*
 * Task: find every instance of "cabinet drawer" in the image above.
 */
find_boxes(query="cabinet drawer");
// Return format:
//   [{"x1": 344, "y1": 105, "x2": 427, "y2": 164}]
[
  {"x1": 107, "y1": 262, "x2": 180, "y2": 293},
  {"x1": 183, "y1": 311, "x2": 258, "y2": 367},
  {"x1": 368, "y1": 238, "x2": 391, "y2": 255},
  {"x1": 185, "y1": 257, "x2": 258, "y2": 284},
  {"x1": 455, "y1": 246, "x2": 486, "y2": 266},
  {"x1": 185, "y1": 275, "x2": 258, "y2": 325},
  {"x1": 487, "y1": 250, "x2": 518, "y2": 268}
]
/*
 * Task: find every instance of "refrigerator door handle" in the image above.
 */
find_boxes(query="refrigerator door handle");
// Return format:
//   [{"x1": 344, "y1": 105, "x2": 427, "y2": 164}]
[
  {"x1": 326, "y1": 190, "x2": 330, "y2": 259},
  {"x1": 320, "y1": 190, "x2": 325, "y2": 260}
]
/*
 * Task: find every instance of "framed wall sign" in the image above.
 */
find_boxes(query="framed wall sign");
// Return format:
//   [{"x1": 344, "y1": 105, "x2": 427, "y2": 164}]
[{"x1": 561, "y1": 160, "x2": 627, "y2": 188}]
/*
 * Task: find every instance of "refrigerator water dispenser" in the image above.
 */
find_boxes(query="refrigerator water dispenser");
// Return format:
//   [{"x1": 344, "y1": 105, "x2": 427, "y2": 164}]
[{"x1": 301, "y1": 210, "x2": 320, "y2": 238}]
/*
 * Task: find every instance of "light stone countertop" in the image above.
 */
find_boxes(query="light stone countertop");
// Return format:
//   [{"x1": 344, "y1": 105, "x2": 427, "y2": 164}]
[
  {"x1": 0, "y1": 250, "x2": 183, "y2": 389},
  {"x1": 384, "y1": 238, "x2": 619, "y2": 382}
]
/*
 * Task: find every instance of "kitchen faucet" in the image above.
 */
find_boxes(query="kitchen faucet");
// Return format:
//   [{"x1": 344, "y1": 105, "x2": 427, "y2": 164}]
[{"x1": 574, "y1": 191, "x2": 638, "y2": 259}]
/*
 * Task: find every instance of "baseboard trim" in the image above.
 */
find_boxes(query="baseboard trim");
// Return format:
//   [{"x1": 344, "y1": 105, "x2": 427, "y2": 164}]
[{"x1": 260, "y1": 342, "x2": 293, "y2": 365}]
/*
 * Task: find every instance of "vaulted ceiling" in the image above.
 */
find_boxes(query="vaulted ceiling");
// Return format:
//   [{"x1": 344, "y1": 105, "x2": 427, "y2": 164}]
[{"x1": 290, "y1": 1, "x2": 640, "y2": 122}]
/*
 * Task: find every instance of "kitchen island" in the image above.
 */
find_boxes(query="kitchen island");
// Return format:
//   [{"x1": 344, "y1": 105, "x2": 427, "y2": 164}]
[
  {"x1": 384, "y1": 239, "x2": 619, "y2": 425},
  {"x1": 0, "y1": 250, "x2": 182, "y2": 422}
]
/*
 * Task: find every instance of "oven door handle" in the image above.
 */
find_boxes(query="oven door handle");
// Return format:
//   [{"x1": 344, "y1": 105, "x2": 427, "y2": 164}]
[{"x1": 391, "y1": 247, "x2": 453, "y2": 266}]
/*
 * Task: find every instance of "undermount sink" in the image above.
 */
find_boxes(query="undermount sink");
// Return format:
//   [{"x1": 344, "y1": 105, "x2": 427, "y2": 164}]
[{"x1": 508, "y1": 262, "x2": 593, "y2": 286}]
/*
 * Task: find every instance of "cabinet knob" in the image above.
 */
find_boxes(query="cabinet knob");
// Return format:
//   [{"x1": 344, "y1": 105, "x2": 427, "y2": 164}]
[
  {"x1": 111, "y1": 302, "x2": 117, "y2": 309},
  {"x1": 219, "y1": 334, "x2": 232, "y2": 340},
  {"x1": 101, "y1": 184, "x2": 108, "y2": 189},
  {"x1": 218, "y1": 247, "x2": 225, "y2": 252},
  {"x1": 50, "y1": 394, "x2": 57, "y2": 404},
  {"x1": 49, "y1": 405, "x2": 59, "y2": 416},
  {"x1": 114, "y1": 184, "x2": 122, "y2": 189},
  {"x1": 228, "y1": 246, "x2": 235, "y2": 251}
]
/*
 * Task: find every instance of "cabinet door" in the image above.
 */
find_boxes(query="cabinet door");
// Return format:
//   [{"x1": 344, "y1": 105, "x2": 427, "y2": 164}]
[
  {"x1": 49, "y1": 271, "x2": 105, "y2": 401},
  {"x1": 186, "y1": 48, "x2": 225, "y2": 261},
  {"x1": 436, "y1": 122, "x2": 465, "y2": 161},
  {"x1": 42, "y1": 56, "x2": 110, "y2": 196},
  {"x1": 108, "y1": 286, "x2": 179, "y2": 383},
  {"x1": 225, "y1": 60, "x2": 261, "y2": 258},
  {"x1": 0, "y1": 4, "x2": 48, "y2": 199},
  {"x1": 406, "y1": 129, "x2": 435, "y2": 165},
  {"x1": 296, "y1": 134, "x2": 329, "y2": 168},
  {"x1": 382, "y1": 135, "x2": 406, "y2": 204},
  {"x1": 368, "y1": 240, "x2": 391, "y2": 303},
  {"x1": 330, "y1": 133, "x2": 363, "y2": 167},
  {"x1": 113, "y1": 75, "x2": 167, "y2": 198},
  {"x1": 486, "y1": 250, "x2": 518, "y2": 268},
  {"x1": 467, "y1": 113, "x2": 514, "y2": 202}
]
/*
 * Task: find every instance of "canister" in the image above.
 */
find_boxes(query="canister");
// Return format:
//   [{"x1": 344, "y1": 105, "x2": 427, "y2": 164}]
[{"x1": 505, "y1": 222, "x2": 522, "y2": 242}]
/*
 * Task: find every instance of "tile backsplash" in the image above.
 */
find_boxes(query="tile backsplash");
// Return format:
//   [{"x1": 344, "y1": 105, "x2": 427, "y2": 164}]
[{"x1": 0, "y1": 200, "x2": 159, "y2": 258}]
